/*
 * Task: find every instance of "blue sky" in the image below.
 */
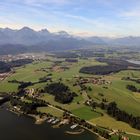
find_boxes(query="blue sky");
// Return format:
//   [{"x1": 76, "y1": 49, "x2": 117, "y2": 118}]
[{"x1": 0, "y1": 0, "x2": 140, "y2": 36}]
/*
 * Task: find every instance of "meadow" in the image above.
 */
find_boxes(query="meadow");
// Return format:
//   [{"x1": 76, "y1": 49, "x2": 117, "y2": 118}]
[{"x1": 0, "y1": 56, "x2": 140, "y2": 135}]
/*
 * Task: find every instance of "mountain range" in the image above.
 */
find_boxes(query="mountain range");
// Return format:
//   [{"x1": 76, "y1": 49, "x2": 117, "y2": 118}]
[{"x1": 0, "y1": 27, "x2": 140, "y2": 54}]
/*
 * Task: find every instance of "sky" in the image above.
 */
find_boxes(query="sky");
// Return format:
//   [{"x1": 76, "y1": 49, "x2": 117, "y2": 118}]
[{"x1": 0, "y1": 0, "x2": 140, "y2": 37}]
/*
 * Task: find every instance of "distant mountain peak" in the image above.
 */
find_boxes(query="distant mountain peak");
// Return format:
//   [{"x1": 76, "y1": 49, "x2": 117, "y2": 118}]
[
  {"x1": 19, "y1": 27, "x2": 35, "y2": 32},
  {"x1": 57, "y1": 31, "x2": 69, "y2": 35},
  {"x1": 40, "y1": 29, "x2": 49, "y2": 32},
  {"x1": 0, "y1": 26, "x2": 140, "y2": 48},
  {"x1": 39, "y1": 29, "x2": 50, "y2": 34},
  {"x1": 0, "y1": 27, "x2": 15, "y2": 32}
]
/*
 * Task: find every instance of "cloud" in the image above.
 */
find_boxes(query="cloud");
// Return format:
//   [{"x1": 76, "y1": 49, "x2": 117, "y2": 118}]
[
  {"x1": 22, "y1": 0, "x2": 71, "y2": 6},
  {"x1": 1, "y1": 0, "x2": 140, "y2": 36},
  {"x1": 120, "y1": 9, "x2": 140, "y2": 18}
]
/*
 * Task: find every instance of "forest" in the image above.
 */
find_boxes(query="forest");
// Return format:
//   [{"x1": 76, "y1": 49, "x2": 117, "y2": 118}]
[
  {"x1": 10, "y1": 97, "x2": 48, "y2": 114},
  {"x1": 8, "y1": 59, "x2": 33, "y2": 67},
  {"x1": 80, "y1": 58, "x2": 140, "y2": 75},
  {"x1": 80, "y1": 65, "x2": 127, "y2": 75},
  {"x1": 0, "y1": 59, "x2": 33, "y2": 73},
  {"x1": 44, "y1": 82, "x2": 77, "y2": 104},
  {"x1": 126, "y1": 85, "x2": 140, "y2": 93},
  {"x1": 106, "y1": 102, "x2": 140, "y2": 130},
  {"x1": 0, "y1": 61, "x2": 11, "y2": 73},
  {"x1": 89, "y1": 101, "x2": 140, "y2": 130}
]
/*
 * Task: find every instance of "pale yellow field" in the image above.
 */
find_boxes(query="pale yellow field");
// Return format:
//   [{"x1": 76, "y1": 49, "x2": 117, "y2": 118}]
[
  {"x1": 37, "y1": 106, "x2": 63, "y2": 117},
  {"x1": 90, "y1": 114, "x2": 140, "y2": 134}
]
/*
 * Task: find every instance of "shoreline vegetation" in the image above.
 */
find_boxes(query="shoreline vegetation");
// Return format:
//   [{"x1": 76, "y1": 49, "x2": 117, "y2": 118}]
[
  {"x1": 6, "y1": 104, "x2": 107, "y2": 140},
  {"x1": 7, "y1": 105, "x2": 48, "y2": 125},
  {"x1": 5, "y1": 94, "x2": 140, "y2": 140}
]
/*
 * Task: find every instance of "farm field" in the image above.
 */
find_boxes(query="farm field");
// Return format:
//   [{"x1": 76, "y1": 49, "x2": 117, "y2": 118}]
[
  {"x1": 90, "y1": 112, "x2": 140, "y2": 134},
  {"x1": 37, "y1": 106, "x2": 63, "y2": 117},
  {"x1": 0, "y1": 56, "x2": 140, "y2": 135},
  {"x1": 72, "y1": 106, "x2": 101, "y2": 120}
]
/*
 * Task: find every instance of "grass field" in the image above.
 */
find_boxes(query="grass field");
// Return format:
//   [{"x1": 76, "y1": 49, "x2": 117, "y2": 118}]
[
  {"x1": 72, "y1": 106, "x2": 101, "y2": 120},
  {"x1": 41, "y1": 93, "x2": 85, "y2": 111},
  {"x1": 88, "y1": 108, "x2": 140, "y2": 134},
  {"x1": 110, "y1": 134, "x2": 140, "y2": 140},
  {"x1": 0, "y1": 81, "x2": 19, "y2": 92},
  {"x1": 37, "y1": 106, "x2": 63, "y2": 117},
  {"x1": 0, "y1": 57, "x2": 140, "y2": 135},
  {"x1": 125, "y1": 134, "x2": 140, "y2": 140}
]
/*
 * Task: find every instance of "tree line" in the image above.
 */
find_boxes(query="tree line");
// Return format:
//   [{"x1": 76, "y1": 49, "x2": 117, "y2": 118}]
[
  {"x1": 126, "y1": 85, "x2": 140, "y2": 93},
  {"x1": 0, "y1": 59, "x2": 33, "y2": 73},
  {"x1": 10, "y1": 97, "x2": 48, "y2": 115},
  {"x1": 79, "y1": 58, "x2": 140, "y2": 75},
  {"x1": 107, "y1": 102, "x2": 140, "y2": 130},
  {"x1": 89, "y1": 101, "x2": 140, "y2": 130}
]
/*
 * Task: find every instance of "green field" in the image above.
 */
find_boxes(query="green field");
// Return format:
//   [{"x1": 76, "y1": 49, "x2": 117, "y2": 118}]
[
  {"x1": 37, "y1": 106, "x2": 63, "y2": 117},
  {"x1": 0, "y1": 57, "x2": 140, "y2": 135},
  {"x1": 91, "y1": 113, "x2": 140, "y2": 134},
  {"x1": 72, "y1": 106, "x2": 101, "y2": 120}
]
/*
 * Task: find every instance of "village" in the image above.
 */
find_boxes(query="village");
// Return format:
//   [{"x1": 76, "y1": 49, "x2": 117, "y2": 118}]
[
  {"x1": 0, "y1": 71, "x2": 14, "y2": 81},
  {"x1": 0, "y1": 53, "x2": 48, "y2": 62},
  {"x1": 74, "y1": 76, "x2": 111, "y2": 85}
]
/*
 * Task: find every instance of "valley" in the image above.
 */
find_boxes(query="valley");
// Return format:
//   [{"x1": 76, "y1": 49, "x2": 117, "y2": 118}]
[{"x1": 0, "y1": 49, "x2": 140, "y2": 140}]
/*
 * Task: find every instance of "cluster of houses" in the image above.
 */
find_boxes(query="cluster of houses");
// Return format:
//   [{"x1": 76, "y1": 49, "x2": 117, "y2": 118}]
[
  {"x1": 52, "y1": 66, "x2": 69, "y2": 72},
  {"x1": 75, "y1": 76, "x2": 111, "y2": 85},
  {"x1": 0, "y1": 53, "x2": 48, "y2": 62},
  {"x1": 0, "y1": 72, "x2": 13, "y2": 81},
  {"x1": 0, "y1": 54, "x2": 32, "y2": 62},
  {"x1": 121, "y1": 136, "x2": 129, "y2": 140},
  {"x1": 25, "y1": 88, "x2": 41, "y2": 98}
]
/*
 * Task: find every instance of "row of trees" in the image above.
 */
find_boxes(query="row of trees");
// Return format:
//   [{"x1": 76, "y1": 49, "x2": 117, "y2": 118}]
[
  {"x1": 122, "y1": 77, "x2": 140, "y2": 84},
  {"x1": 8, "y1": 59, "x2": 33, "y2": 67},
  {"x1": 126, "y1": 85, "x2": 140, "y2": 93},
  {"x1": 80, "y1": 58, "x2": 140, "y2": 75},
  {"x1": 107, "y1": 102, "x2": 140, "y2": 130},
  {"x1": 80, "y1": 65, "x2": 127, "y2": 75},
  {"x1": 9, "y1": 75, "x2": 52, "y2": 90},
  {"x1": 0, "y1": 59, "x2": 33, "y2": 73},
  {"x1": 10, "y1": 97, "x2": 48, "y2": 115},
  {"x1": 87, "y1": 100, "x2": 140, "y2": 130}
]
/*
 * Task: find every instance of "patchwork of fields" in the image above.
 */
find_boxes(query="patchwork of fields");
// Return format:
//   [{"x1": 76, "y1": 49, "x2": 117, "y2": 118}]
[{"x1": 0, "y1": 57, "x2": 140, "y2": 135}]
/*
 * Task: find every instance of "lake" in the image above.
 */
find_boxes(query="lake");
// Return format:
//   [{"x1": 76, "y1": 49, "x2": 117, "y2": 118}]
[
  {"x1": 0, "y1": 108, "x2": 98, "y2": 140},
  {"x1": 127, "y1": 60, "x2": 140, "y2": 65}
]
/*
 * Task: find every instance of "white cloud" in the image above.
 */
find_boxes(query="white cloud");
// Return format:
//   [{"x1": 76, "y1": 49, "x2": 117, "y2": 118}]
[
  {"x1": 23, "y1": 0, "x2": 71, "y2": 6},
  {"x1": 121, "y1": 9, "x2": 140, "y2": 18}
]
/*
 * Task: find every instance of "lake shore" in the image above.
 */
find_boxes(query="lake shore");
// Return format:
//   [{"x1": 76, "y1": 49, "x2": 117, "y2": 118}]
[{"x1": 0, "y1": 108, "x2": 99, "y2": 140}]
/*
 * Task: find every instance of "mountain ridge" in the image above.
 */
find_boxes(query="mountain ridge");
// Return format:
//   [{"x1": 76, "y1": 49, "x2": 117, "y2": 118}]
[{"x1": 0, "y1": 27, "x2": 140, "y2": 54}]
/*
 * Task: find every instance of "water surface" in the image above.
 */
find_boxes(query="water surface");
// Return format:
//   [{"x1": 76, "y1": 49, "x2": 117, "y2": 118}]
[
  {"x1": 127, "y1": 60, "x2": 140, "y2": 65},
  {"x1": 0, "y1": 108, "x2": 98, "y2": 140}
]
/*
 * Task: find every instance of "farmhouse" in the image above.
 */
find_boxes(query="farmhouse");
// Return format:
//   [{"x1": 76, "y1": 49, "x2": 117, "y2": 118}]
[
  {"x1": 75, "y1": 77, "x2": 111, "y2": 86},
  {"x1": 0, "y1": 72, "x2": 12, "y2": 81}
]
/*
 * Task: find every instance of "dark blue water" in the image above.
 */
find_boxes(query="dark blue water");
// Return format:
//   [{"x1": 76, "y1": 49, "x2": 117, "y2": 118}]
[{"x1": 0, "y1": 108, "x2": 98, "y2": 140}]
